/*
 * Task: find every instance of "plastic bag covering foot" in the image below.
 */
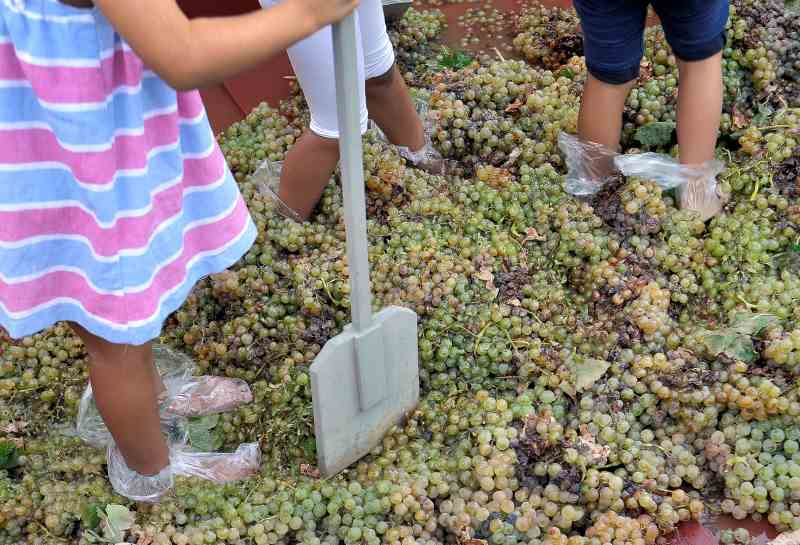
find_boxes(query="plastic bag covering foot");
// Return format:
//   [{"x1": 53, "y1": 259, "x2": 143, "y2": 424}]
[
  {"x1": 164, "y1": 376, "x2": 253, "y2": 418},
  {"x1": 253, "y1": 160, "x2": 304, "y2": 223},
  {"x1": 558, "y1": 132, "x2": 620, "y2": 196},
  {"x1": 171, "y1": 442, "x2": 262, "y2": 485},
  {"x1": 107, "y1": 445, "x2": 173, "y2": 503},
  {"x1": 373, "y1": 97, "x2": 452, "y2": 176},
  {"x1": 615, "y1": 153, "x2": 727, "y2": 221},
  {"x1": 107, "y1": 442, "x2": 261, "y2": 502},
  {"x1": 77, "y1": 346, "x2": 252, "y2": 447}
]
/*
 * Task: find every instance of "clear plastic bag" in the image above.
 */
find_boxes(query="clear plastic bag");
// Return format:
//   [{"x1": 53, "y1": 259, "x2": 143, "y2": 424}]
[
  {"x1": 372, "y1": 97, "x2": 450, "y2": 176},
  {"x1": 77, "y1": 345, "x2": 253, "y2": 447},
  {"x1": 397, "y1": 133, "x2": 449, "y2": 175},
  {"x1": 107, "y1": 445, "x2": 174, "y2": 503},
  {"x1": 558, "y1": 132, "x2": 620, "y2": 196},
  {"x1": 76, "y1": 345, "x2": 194, "y2": 448},
  {"x1": 252, "y1": 160, "x2": 304, "y2": 223},
  {"x1": 107, "y1": 442, "x2": 261, "y2": 503},
  {"x1": 171, "y1": 442, "x2": 262, "y2": 485},
  {"x1": 615, "y1": 153, "x2": 727, "y2": 221},
  {"x1": 164, "y1": 376, "x2": 253, "y2": 418}
]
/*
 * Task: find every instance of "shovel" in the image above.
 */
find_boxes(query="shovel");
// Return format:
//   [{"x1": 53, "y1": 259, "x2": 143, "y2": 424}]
[{"x1": 309, "y1": 14, "x2": 420, "y2": 477}]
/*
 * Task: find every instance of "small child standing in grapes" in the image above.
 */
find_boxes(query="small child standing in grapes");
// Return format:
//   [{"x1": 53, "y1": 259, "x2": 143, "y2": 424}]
[
  {"x1": 569, "y1": 0, "x2": 729, "y2": 220},
  {"x1": 0, "y1": 0, "x2": 357, "y2": 501}
]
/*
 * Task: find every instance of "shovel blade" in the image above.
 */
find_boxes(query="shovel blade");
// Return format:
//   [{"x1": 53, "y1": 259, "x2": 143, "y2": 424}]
[{"x1": 310, "y1": 306, "x2": 419, "y2": 477}]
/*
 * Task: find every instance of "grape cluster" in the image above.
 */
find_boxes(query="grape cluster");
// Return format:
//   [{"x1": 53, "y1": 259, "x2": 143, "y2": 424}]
[
  {"x1": 389, "y1": 8, "x2": 448, "y2": 85},
  {"x1": 512, "y1": 4, "x2": 583, "y2": 71}
]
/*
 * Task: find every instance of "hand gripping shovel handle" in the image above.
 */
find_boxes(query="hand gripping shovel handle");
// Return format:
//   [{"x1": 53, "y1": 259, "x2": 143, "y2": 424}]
[{"x1": 333, "y1": 15, "x2": 373, "y2": 334}]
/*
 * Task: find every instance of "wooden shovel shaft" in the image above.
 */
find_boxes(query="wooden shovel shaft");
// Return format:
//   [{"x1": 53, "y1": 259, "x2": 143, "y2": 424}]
[{"x1": 332, "y1": 16, "x2": 373, "y2": 333}]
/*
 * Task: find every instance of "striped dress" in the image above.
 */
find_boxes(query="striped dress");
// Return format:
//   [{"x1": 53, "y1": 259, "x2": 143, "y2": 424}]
[{"x1": 0, "y1": 0, "x2": 257, "y2": 345}]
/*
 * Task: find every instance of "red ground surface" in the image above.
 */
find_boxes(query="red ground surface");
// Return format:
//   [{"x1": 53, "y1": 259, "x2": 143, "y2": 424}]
[{"x1": 176, "y1": 3, "x2": 781, "y2": 541}]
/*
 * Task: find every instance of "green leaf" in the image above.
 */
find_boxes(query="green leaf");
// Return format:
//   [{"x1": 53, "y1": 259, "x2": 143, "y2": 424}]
[
  {"x1": 301, "y1": 437, "x2": 317, "y2": 460},
  {"x1": 791, "y1": 244, "x2": 800, "y2": 253},
  {"x1": 188, "y1": 415, "x2": 221, "y2": 452},
  {"x1": 634, "y1": 121, "x2": 676, "y2": 148},
  {"x1": 102, "y1": 504, "x2": 134, "y2": 543},
  {"x1": 572, "y1": 358, "x2": 611, "y2": 391},
  {"x1": 0, "y1": 441, "x2": 19, "y2": 470},
  {"x1": 558, "y1": 68, "x2": 575, "y2": 80},
  {"x1": 729, "y1": 313, "x2": 778, "y2": 335},
  {"x1": 81, "y1": 503, "x2": 102, "y2": 530},
  {"x1": 439, "y1": 50, "x2": 474, "y2": 70},
  {"x1": 698, "y1": 313, "x2": 778, "y2": 363}
]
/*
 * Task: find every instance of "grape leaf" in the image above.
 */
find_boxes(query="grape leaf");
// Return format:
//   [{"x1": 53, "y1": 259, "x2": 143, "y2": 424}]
[
  {"x1": 728, "y1": 312, "x2": 778, "y2": 335},
  {"x1": 572, "y1": 358, "x2": 611, "y2": 391},
  {"x1": 558, "y1": 67, "x2": 575, "y2": 80},
  {"x1": 90, "y1": 504, "x2": 134, "y2": 544},
  {"x1": 0, "y1": 441, "x2": 19, "y2": 470},
  {"x1": 698, "y1": 313, "x2": 777, "y2": 363},
  {"x1": 188, "y1": 415, "x2": 222, "y2": 452},
  {"x1": 702, "y1": 332, "x2": 756, "y2": 362},
  {"x1": 81, "y1": 503, "x2": 102, "y2": 530},
  {"x1": 105, "y1": 505, "x2": 134, "y2": 532},
  {"x1": 634, "y1": 121, "x2": 676, "y2": 148},
  {"x1": 439, "y1": 50, "x2": 474, "y2": 70}
]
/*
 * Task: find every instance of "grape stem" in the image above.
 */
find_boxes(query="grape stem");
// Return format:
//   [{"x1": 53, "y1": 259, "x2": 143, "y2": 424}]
[{"x1": 319, "y1": 277, "x2": 344, "y2": 307}]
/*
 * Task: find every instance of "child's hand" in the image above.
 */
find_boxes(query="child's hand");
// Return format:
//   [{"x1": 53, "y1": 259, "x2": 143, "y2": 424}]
[
  {"x1": 291, "y1": 0, "x2": 360, "y2": 30},
  {"x1": 94, "y1": 0, "x2": 360, "y2": 91}
]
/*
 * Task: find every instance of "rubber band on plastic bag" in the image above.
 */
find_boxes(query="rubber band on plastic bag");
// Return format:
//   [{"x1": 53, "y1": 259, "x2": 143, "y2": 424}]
[
  {"x1": 253, "y1": 160, "x2": 304, "y2": 224},
  {"x1": 615, "y1": 153, "x2": 727, "y2": 221},
  {"x1": 107, "y1": 441, "x2": 261, "y2": 503},
  {"x1": 558, "y1": 132, "x2": 620, "y2": 196}
]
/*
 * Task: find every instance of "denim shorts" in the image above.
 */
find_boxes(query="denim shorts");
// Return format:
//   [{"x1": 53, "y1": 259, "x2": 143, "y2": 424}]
[{"x1": 573, "y1": 0, "x2": 729, "y2": 84}]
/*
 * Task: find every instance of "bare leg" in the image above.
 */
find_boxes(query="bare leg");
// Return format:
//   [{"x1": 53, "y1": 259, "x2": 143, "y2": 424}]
[
  {"x1": 150, "y1": 350, "x2": 167, "y2": 401},
  {"x1": 366, "y1": 64, "x2": 425, "y2": 151},
  {"x1": 277, "y1": 131, "x2": 340, "y2": 221},
  {"x1": 578, "y1": 73, "x2": 637, "y2": 152},
  {"x1": 71, "y1": 324, "x2": 169, "y2": 476},
  {"x1": 676, "y1": 52, "x2": 723, "y2": 165},
  {"x1": 277, "y1": 65, "x2": 427, "y2": 220}
]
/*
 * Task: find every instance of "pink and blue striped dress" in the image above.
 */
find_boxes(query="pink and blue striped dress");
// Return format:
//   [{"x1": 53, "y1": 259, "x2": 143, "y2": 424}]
[{"x1": 0, "y1": 0, "x2": 257, "y2": 345}]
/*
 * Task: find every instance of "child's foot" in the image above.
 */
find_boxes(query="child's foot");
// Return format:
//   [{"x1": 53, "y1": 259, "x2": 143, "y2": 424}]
[
  {"x1": 107, "y1": 442, "x2": 261, "y2": 502},
  {"x1": 678, "y1": 175, "x2": 728, "y2": 221},
  {"x1": 107, "y1": 446, "x2": 174, "y2": 503},
  {"x1": 79, "y1": 377, "x2": 253, "y2": 447},
  {"x1": 172, "y1": 443, "x2": 262, "y2": 484},
  {"x1": 163, "y1": 376, "x2": 253, "y2": 418},
  {"x1": 397, "y1": 137, "x2": 450, "y2": 176}
]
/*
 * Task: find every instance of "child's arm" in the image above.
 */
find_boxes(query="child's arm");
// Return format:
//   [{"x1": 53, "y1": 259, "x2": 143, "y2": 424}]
[{"x1": 93, "y1": 0, "x2": 358, "y2": 91}]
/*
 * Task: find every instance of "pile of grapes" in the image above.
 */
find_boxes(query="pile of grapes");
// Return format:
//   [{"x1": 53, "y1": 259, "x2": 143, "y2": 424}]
[{"x1": 2, "y1": 1, "x2": 800, "y2": 544}]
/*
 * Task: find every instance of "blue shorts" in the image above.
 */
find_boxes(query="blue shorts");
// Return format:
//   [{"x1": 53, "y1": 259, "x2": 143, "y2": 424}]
[{"x1": 573, "y1": 0, "x2": 729, "y2": 84}]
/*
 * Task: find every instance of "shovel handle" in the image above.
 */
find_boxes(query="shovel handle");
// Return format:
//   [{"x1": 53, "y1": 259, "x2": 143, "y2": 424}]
[{"x1": 333, "y1": 15, "x2": 373, "y2": 333}]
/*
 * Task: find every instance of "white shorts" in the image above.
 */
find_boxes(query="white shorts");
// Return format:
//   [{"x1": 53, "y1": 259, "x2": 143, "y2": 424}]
[{"x1": 259, "y1": 0, "x2": 396, "y2": 139}]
